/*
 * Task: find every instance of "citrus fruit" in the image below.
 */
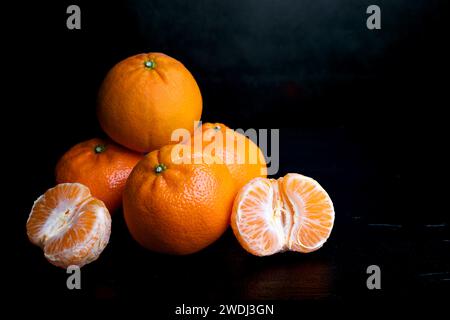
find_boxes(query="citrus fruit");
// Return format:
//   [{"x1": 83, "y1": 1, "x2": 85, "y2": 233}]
[
  {"x1": 55, "y1": 138, "x2": 143, "y2": 213},
  {"x1": 231, "y1": 173, "x2": 335, "y2": 256},
  {"x1": 189, "y1": 122, "x2": 267, "y2": 193},
  {"x1": 97, "y1": 52, "x2": 202, "y2": 152},
  {"x1": 26, "y1": 183, "x2": 111, "y2": 268},
  {"x1": 123, "y1": 144, "x2": 235, "y2": 255}
]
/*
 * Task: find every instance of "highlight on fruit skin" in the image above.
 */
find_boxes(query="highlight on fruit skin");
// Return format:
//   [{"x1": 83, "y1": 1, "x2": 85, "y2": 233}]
[
  {"x1": 231, "y1": 173, "x2": 335, "y2": 256},
  {"x1": 26, "y1": 183, "x2": 111, "y2": 268},
  {"x1": 55, "y1": 138, "x2": 144, "y2": 213}
]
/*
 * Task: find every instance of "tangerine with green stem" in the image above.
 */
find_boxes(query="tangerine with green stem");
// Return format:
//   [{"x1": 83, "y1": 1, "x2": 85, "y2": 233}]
[{"x1": 55, "y1": 138, "x2": 144, "y2": 213}]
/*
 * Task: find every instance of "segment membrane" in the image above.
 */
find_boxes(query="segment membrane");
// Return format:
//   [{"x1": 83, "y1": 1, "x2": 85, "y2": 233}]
[
  {"x1": 234, "y1": 178, "x2": 285, "y2": 256},
  {"x1": 281, "y1": 173, "x2": 335, "y2": 252}
]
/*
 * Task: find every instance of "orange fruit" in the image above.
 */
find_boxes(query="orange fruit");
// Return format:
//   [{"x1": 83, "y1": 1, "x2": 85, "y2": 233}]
[
  {"x1": 55, "y1": 138, "x2": 143, "y2": 213},
  {"x1": 189, "y1": 122, "x2": 267, "y2": 193},
  {"x1": 97, "y1": 52, "x2": 202, "y2": 152},
  {"x1": 231, "y1": 173, "x2": 335, "y2": 256},
  {"x1": 123, "y1": 144, "x2": 235, "y2": 255},
  {"x1": 26, "y1": 183, "x2": 111, "y2": 268}
]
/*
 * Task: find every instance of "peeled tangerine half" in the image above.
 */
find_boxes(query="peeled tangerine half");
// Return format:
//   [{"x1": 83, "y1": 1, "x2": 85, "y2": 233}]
[
  {"x1": 26, "y1": 183, "x2": 111, "y2": 268},
  {"x1": 231, "y1": 173, "x2": 335, "y2": 256}
]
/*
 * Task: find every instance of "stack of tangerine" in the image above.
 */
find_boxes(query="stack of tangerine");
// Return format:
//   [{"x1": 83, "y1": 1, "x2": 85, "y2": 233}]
[{"x1": 26, "y1": 53, "x2": 334, "y2": 268}]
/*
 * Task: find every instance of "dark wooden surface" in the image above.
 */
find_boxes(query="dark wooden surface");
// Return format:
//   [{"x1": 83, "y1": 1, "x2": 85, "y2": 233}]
[{"x1": 11, "y1": 213, "x2": 450, "y2": 309}]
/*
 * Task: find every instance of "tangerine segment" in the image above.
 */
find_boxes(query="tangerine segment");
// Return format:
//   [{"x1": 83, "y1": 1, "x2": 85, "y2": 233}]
[
  {"x1": 26, "y1": 183, "x2": 111, "y2": 268},
  {"x1": 281, "y1": 174, "x2": 334, "y2": 253},
  {"x1": 231, "y1": 178, "x2": 285, "y2": 256},
  {"x1": 231, "y1": 173, "x2": 335, "y2": 256}
]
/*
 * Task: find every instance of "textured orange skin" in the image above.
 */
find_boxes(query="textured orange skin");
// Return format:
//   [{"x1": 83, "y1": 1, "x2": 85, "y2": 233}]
[
  {"x1": 97, "y1": 52, "x2": 202, "y2": 152},
  {"x1": 191, "y1": 122, "x2": 267, "y2": 194},
  {"x1": 55, "y1": 138, "x2": 144, "y2": 213},
  {"x1": 123, "y1": 144, "x2": 235, "y2": 255}
]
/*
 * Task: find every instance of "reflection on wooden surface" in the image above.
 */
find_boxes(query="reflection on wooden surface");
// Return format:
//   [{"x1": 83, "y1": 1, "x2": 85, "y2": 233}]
[{"x1": 240, "y1": 258, "x2": 334, "y2": 300}]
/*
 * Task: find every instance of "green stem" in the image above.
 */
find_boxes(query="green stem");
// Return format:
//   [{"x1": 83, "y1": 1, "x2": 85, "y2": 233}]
[
  {"x1": 154, "y1": 163, "x2": 167, "y2": 174},
  {"x1": 94, "y1": 144, "x2": 106, "y2": 154},
  {"x1": 144, "y1": 60, "x2": 156, "y2": 69}
]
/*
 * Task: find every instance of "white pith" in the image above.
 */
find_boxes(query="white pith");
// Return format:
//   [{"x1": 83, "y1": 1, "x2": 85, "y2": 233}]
[
  {"x1": 283, "y1": 174, "x2": 335, "y2": 251},
  {"x1": 27, "y1": 183, "x2": 112, "y2": 268},
  {"x1": 234, "y1": 178, "x2": 285, "y2": 256},
  {"x1": 37, "y1": 193, "x2": 91, "y2": 246},
  {"x1": 44, "y1": 204, "x2": 111, "y2": 268}
]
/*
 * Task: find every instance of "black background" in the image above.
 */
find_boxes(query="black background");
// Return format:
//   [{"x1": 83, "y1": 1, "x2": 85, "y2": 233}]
[{"x1": 6, "y1": 0, "x2": 449, "y2": 313}]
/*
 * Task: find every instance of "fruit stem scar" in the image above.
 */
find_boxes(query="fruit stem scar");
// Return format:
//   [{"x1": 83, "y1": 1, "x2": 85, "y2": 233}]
[
  {"x1": 214, "y1": 125, "x2": 221, "y2": 131},
  {"x1": 154, "y1": 163, "x2": 167, "y2": 174},
  {"x1": 94, "y1": 144, "x2": 106, "y2": 154},
  {"x1": 144, "y1": 60, "x2": 157, "y2": 69}
]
